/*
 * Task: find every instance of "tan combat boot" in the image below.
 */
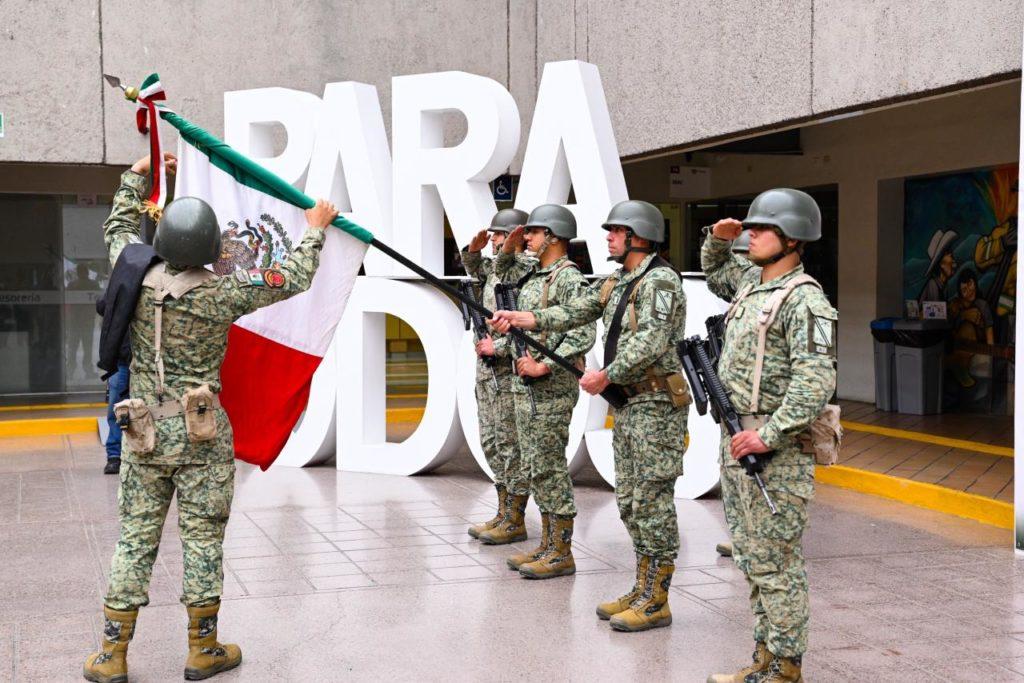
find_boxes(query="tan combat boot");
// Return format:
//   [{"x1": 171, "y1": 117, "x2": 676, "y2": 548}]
[
  {"x1": 756, "y1": 656, "x2": 802, "y2": 682},
  {"x1": 184, "y1": 602, "x2": 242, "y2": 680},
  {"x1": 706, "y1": 642, "x2": 774, "y2": 683},
  {"x1": 477, "y1": 493, "x2": 528, "y2": 545},
  {"x1": 715, "y1": 541, "x2": 733, "y2": 557},
  {"x1": 83, "y1": 606, "x2": 137, "y2": 683},
  {"x1": 506, "y1": 512, "x2": 550, "y2": 570},
  {"x1": 468, "y1": 485, "x2": 507, "y2": 539},
  {"x1": 519, "y1": 514, "x2": 575, "y2": 579},
  {"x1": 596, "y1": 554, "x2": 649, "y2": 619},
  {"x1": 609, "y1": 557, "x2": 673, "y2": 632}
]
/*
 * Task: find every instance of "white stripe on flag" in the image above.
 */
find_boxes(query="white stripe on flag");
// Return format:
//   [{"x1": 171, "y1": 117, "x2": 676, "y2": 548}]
[{"x1": 175, "y1": 138, "x2": 367, "y2": 356}]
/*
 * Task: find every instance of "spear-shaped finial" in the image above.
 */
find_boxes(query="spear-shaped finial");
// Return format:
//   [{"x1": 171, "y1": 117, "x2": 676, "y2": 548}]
[{"x1": 103, "y1": 74, "x2": 140, "y2": 102}]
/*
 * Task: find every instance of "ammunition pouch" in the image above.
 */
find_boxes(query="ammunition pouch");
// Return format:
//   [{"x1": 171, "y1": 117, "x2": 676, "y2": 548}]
[
  {"x1": 182, "y1": 384, "x2": 220, "y2": 443},
  {"x1": 113, "y1": 398, "x2": 156, "y2": 454},
  {"x1": 622, "y1": 372, "x2": 692, "y2": 408},
  {"x1": 798, "y1": 404, "x2": 842, "y2": 466}
]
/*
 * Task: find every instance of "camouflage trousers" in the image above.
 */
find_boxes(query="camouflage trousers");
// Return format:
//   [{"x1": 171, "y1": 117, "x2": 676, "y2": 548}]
[
  {"x1": 105, "y1": 462, "x2": 235, "y2": 610},
  {"x1": 720, "y1": 449, "x2": 810, "y2": 657},
  {"x1": 476, "y1": 376, "x2": 527, "y2": 494},
  {"x1": 612, "y1": 399, "x2": 686, "y2": 559},
  {"x1": 513, "y1": 386, "x2": 577, "y2": 517}
]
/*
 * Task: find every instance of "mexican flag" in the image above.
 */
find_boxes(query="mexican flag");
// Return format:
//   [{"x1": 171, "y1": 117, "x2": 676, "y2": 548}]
[{"x1": 162, "y1": 111, "x2": 373, "y2": 469}]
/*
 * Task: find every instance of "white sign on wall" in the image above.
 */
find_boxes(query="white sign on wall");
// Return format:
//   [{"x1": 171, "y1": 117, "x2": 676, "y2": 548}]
[{"x1": 224, "y1": 60, "x2": 726, "y2": 499}]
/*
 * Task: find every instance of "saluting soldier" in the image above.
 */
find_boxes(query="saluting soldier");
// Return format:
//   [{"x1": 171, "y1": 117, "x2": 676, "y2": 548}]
[
  {"x1": 703, "y1": 189, "x2": 837, "y2": 683},
  {"x1": 492, "y1": 200, "x2": 690, "y2": 631},
  {"x1": 481, "y1": 205, "x2": 595, "y2": 582},
  {"x1": 461, "y1": 208, "x2": 531, "y2": 543}
]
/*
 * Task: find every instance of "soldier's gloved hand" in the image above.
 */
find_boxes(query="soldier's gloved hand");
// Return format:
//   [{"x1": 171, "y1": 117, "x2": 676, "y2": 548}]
[
  {"x1": 579, "y1": 368, "x2": 610, "y2": 396},
  {"x1": 730, "y1": 430, "x2": 770, "y2": 459},
  {"x1": 475, "y1": 335, "x2": 496, "y2": 357},
  {"x1": 711, "y1": 218, "x2": 743, "y2": 241},
  {"x1": 468, "y1": 229, "x2": 489, "y2": 253},
  {"x1": 489, "y1": 310, "x2": 536, "y2": 333},
  {"x1": 305, "y1": 198, "x2": 339, "y2": 230},
  {"x1": 516, "y1": 356, "x2": 550, "y2": 378}
]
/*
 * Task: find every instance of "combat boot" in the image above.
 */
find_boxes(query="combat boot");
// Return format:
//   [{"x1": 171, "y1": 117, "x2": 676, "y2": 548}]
[
  {"x1": 478, "y1": 493, "x2": 528, "y2": 545},
  {"x1": 184, "y1": 602, "x2": 242, "y2": 680},
  {"x1": 596, "y1": 554, "x2": 649, "y2": 619},
  {"x1": 755, "y1": 656, "x2": 802, "y2": 682},
  {"x1": 715, "y1": 541, "x2": 733, "y2": 557},
  {"x1": 706, "y1": 642, "x2": 773, "y2": 683},
  {"x1": 468, "y1": 485, "x2": 507, "y2": 539},
  {"x1": 609, "y1": 557, "x2": 673, "y2": 632},
  {"x1": 519, "y1": 514, "x2": 575, "y2": 579},
  {"x1": 506, "y1": 512, "x2": 550, "y2": 570},
  {"x1": 83, "y1": 606, "x2": 137, "y2": 683}
]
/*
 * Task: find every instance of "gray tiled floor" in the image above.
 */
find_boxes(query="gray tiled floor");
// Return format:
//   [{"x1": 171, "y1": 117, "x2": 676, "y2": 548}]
[{"x1": 2, "y1": 433, "x2": 1023, "y2": 681}]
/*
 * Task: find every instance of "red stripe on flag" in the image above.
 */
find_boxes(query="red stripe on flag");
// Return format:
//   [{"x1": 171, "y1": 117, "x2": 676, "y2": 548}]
[{"x1": 220, "y1": 325, "x2": 324, "y2": 470}]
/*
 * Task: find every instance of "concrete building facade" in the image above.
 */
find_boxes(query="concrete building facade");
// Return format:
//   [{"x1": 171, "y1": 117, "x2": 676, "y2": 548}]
[{"x1": 0, "y1": 0, "x2": 1020, "y2": 404}]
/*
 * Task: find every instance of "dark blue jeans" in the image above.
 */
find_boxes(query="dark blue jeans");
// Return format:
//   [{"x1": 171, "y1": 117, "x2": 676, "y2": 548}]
[{"x1": 105, "y1": 363, "x2": 131, "y2": 460}]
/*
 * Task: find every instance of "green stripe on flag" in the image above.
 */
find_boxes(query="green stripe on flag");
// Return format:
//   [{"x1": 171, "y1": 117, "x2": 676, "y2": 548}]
[
  {"x1": 141, "y1": 73, "x2": 161, "y2": 90},
  {"x1": 160, "y1": 110, "x2": 375, "y2": 245}
]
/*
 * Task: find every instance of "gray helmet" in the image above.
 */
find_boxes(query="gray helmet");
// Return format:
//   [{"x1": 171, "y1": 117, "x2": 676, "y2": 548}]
[
  {"x1": 489, "y1": 208, "x2": 528, "y2": 234},
  {"x1": 153, "y1": 197, "x2": 221, "y2": 266},
  {"x1": 742, "y1": 188, "x2": 821, "y2": 242},
  {"x1": 602, "y1": 200, "x2": 665, "y2": 244},
  {"x1": 524, "y1": 204, "x2": 576, "y2": 240},
  {"x1": 732, "y1": 231, "x2": 751, "y2": 254}
]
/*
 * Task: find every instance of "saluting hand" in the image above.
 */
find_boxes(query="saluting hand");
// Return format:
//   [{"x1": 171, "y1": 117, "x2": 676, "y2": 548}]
[
  {"x1": 712, "y1": 218, "x2": 743, "y2": 241},
  {"x1": 502, "y1": 226, "x2": 526, "y2": 254},
  {"x1": 468, "y1": 229, "x2": 489, "y2": 253},
  {"x1": 730, "y1": 430, "x2": 770, "y2": 460}
]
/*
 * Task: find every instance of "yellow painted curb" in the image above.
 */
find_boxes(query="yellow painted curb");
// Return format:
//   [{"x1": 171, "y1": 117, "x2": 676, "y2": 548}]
[
  {"x1": 841, "y1": 420, "x2": 1013, "y2": 458},
  {"x1": 0, "y1": 417, "x2": 98, "y2": 438},
  {"x1": 388, "y1": 407, "x2": 426, "y2": 423},
  {"x1": 0, "y1": 402, "x2": 106, "y2": 413},
  {"x1": 816, "y1": 464, "x2": 1013, "y2": 529}
]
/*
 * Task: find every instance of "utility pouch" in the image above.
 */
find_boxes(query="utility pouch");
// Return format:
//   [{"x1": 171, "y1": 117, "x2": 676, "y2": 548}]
[
  {"x1": 799, "y1": 404, "x2": 843, "y2": 466},
  {"x1": 182, "y1": 384, "x2": 219, "y2": 443},
  {"x1": 664, "y1": 372, "x2": 692, "y2": 409},
  {"x1": 113, "y1": 398, "x2": 156, "y2": 454}
]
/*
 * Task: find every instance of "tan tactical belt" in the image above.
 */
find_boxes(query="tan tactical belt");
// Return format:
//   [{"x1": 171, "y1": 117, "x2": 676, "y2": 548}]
[
  {"x1": 148, "y1": 394, "x2": 222, "y2": 420},
  {"x1": 621, "y1": 374, "x2": 673, "y2": 398}
]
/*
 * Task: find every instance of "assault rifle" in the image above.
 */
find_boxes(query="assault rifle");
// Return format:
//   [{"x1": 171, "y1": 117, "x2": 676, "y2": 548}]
[
  {"x1": 705, "y1": 314, "x2": 726, "y2": 368},
  {"x1": 679, "y1": 334, "x2": 779, "y2": 515},
  {"x1": 458, "y1": 279, "x2": 498, "y2": 390},
  {"x1": 494, "y1": 283, "x2": 538, "y2": 416}
]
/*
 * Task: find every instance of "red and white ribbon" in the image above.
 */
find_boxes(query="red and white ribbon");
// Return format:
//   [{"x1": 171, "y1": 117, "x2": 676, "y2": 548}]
[{"x1": 134, "y1": 75, "x2": 169, "y2": 212}]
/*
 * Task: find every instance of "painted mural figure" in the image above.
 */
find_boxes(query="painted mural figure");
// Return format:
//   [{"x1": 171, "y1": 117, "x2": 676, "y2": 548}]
[{"x1": 918, "y1": 229, "x2": 958, "y2": 304}]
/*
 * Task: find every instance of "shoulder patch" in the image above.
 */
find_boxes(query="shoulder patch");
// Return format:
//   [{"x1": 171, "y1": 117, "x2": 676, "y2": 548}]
[
  {"x1": 264, "y1": 269, "x2": 286, "y2": 288},
  {"x1": 651, "y1": 287, "x2": 676, "y2": 322},
  {"x1": 806, "y1": 301, "x2": 838, "y2": 357}
]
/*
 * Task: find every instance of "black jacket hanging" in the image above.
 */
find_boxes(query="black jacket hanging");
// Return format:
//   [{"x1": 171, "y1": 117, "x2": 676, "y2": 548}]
[{"x1": 96, "y1": 244, "x2": 162, "y2": 380}]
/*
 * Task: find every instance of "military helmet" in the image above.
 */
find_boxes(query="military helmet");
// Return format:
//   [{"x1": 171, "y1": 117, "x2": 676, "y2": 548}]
[
  {"x1": 153, "y1": 197, "x2": 222, "y2": 267},
  {"x1": 602, "y1": 200, "x2": 665, "y2": 244},
  {"x1": 742, "y1": 188, "x2": 821, "y2": 242},
  {"x1": 524, "y1": 204, "x2": 576, "y2": 240},
  {"x1": 732, "y1": 231, "x2": 751, "y2": 254},
  {"x1": 489, "y1": 208, "x2": 528, "y2": 234}
]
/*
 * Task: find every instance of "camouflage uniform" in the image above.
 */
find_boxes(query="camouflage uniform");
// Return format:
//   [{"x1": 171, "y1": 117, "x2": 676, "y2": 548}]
[
  {"x1": 496, "y1": 252, "x2": 595, "y2": 518},
  {"x1": 461, "y1": 249, "x2": 527, "y2": 495},
  {"x1": 701, "y1": 232, "x2": 837, "y2": 658},
  {"x1": 103, "y1": 171, "x2": 325, "y2": 609},
  {"x1": 531, "y1": 253, "x2": 688, "y2": 559}
]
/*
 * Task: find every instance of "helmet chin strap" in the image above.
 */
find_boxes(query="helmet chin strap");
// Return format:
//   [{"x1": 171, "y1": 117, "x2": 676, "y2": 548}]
[
  {"x1": 751, "y1": 236, "x2": 798, "y2": 267},
  {"x1": 612, "y1": 230, "x2": 656, "y2": 263}
]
